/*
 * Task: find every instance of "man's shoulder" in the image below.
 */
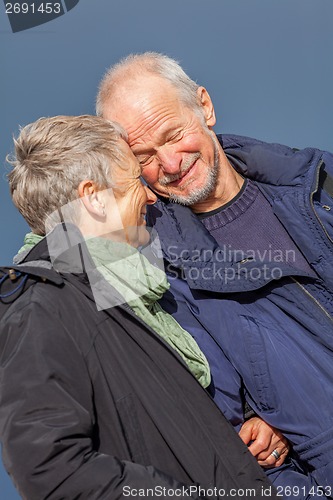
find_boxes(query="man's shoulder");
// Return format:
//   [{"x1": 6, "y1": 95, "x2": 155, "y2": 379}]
[
  {"x1": 218, "y1": 133, "x2": 328, "y2": 186},
  {"x1": 219, "y1": 133, "x2": 267, "y2": 149},
  {"x1": 220, "y1": 133, "x2": 301, "y2": 156}
]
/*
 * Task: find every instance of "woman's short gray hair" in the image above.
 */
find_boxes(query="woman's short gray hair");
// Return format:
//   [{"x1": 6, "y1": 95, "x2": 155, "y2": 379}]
[
  {"x1": 96, "y1": 52, "x2": 200, "y2": 116},
  {"x1": 8, "y1": 115, "x2": 127, "y2": 235}
]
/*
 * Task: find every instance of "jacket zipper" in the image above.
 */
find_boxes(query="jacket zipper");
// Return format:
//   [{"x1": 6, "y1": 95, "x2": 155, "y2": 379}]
[
  {"x1": 291, "y1": 277, "x2": 333, "y2": 323},
  {"x1": 310, "y1": 159, "x2": 333, "y2": 244}
]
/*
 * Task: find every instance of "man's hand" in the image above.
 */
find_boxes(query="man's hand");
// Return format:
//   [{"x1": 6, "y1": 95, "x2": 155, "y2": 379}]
[{"x1": 239, "y1": 417, "x2": 289, "y2": 468}]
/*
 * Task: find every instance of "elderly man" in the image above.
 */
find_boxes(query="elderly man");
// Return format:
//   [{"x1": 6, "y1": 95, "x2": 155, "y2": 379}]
[
  {"x1": 96, "y1": 53, "x2": 333, "y2": 493},
  {"x1": 0, "y1": 115, "x2": 277, "y2": 499}
]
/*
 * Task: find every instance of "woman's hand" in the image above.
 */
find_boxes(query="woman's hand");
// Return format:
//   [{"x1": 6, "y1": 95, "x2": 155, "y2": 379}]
[{"x1": 239, "y1": 417, "x2": 289, "y2": 468}]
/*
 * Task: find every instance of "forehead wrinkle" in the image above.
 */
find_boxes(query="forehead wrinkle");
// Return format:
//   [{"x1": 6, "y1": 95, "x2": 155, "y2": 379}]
[
  {"x1": 107, "y1": 76, "x2": 186, "y2": 150},
  {"x1": 128, "y1": 105, "x2": 181, "y2": 153}
]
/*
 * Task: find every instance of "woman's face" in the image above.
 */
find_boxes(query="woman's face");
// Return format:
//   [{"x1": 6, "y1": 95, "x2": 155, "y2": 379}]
[{"x1": 103, "y1": 139, "x2": 157, "y2": 247}]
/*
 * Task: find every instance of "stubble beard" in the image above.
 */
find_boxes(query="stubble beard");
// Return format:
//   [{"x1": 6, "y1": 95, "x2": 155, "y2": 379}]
[{"x1": 162, "y1": 137, "x2": 220, "y2": 206}]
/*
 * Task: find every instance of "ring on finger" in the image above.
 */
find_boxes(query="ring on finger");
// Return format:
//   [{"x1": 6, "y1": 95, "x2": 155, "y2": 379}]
[{"x1": 271, "y1": 449, "x2": 280, "y2": 460}]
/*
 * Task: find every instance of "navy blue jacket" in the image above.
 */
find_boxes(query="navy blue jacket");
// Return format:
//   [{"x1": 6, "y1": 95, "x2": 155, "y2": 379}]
[{"x1": 147, "y1": 135, "x2": 333, "y2": 490}]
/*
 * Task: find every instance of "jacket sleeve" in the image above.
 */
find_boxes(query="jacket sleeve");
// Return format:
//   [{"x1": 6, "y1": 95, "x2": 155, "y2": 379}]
[
  {"x1": 314, "y1": 150, "x2": 333, "y2": 242},
  {"x1": 0, "y1": 298, "x2": 203, "y2": 500}
]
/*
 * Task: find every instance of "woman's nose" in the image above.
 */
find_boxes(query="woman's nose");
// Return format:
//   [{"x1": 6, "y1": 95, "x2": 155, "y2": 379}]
[{"x1": 145, "y1": 186, "x2": 157, "y2": 205}]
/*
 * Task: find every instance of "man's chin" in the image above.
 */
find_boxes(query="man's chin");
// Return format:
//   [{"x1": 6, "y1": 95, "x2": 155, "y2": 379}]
[
  {"x1": 158, "y1": 163, "x2": 219, "y2": 206},
  {"x1": 155, "y1": 183, "x2": 205, "y2": 206},
  {"x1": 168, "y1": 193, "x2": 197, "y2": 206},
  {"x1": 168, "y1": 185, "x2": 213, "y2": 206}
]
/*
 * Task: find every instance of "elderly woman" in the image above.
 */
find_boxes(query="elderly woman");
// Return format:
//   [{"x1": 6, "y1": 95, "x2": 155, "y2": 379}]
[
  {"x1": 1, "y1": 114, "x2": 276, "y2": 500},
  {"x1": 1, "y1": 115, "x2": 321, "y2": 500}
]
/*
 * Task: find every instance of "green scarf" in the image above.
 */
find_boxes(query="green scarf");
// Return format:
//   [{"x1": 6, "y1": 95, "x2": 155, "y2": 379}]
[{"x1": 19, "y1": 232, "x2": 211, "y2": 388}]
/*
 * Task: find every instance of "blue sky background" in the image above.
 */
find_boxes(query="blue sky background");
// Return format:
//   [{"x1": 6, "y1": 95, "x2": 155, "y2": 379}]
[{"x1": 0, "y1": 0, "x2": 332, "y2": 497}]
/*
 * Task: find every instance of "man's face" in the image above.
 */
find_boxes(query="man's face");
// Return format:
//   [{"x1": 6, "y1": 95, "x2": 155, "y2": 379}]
[{"x1": 102, "y1": 76, "x2": 221, "y2": 207}]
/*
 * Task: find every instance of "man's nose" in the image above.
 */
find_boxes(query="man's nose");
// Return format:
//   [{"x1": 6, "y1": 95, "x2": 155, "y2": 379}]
[{"x1": 157, "y1": 145, "x2": 182, "y2": 174}]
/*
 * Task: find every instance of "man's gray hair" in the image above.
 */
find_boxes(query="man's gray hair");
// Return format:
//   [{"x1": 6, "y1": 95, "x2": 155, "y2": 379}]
[
  {"x1": 96, "y1": 52, "x2": 200, "y2": 117},
  {"x1": 8, "y1": 115, "x2": 127, "y2": 235}
]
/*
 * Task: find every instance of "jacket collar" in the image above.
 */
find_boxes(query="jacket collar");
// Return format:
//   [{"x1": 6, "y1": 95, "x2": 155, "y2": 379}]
[
  {"x1": 15, "y1": 224, "x2": 132, "y2": 310},
  {"x1": 221, "y1": 134, "x2": 322, "y2": 188},
  {"x1": 15, "y1": 223, "x2": 96, "y2": 285}
]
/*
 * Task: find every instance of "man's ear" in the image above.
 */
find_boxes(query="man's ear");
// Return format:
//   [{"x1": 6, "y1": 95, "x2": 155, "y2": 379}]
[
  {"x1": 78, "y1": 180, "x2": 105, "y2": 217},
  {"x1": 197, "y1": 86, "x2": 216, "y2": 127}
]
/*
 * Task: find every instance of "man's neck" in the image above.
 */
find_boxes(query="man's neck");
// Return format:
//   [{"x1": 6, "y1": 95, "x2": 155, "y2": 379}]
[{"x1": 190, "y1": 160, "x2": 244, "y2": 213}]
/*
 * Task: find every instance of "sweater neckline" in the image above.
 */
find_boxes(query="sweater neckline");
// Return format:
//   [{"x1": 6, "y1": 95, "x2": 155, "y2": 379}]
[{"x1": 198, "y1": 179, "x2": 259, "y2": 231}]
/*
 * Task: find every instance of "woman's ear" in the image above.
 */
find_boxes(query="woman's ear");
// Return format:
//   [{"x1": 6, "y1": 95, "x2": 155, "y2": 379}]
[
  {"x1": 78, "y1": 180, "x2": 105, "y2": 217},
  {"x1": 197, "y1": 86, "x2": 216, "y2": 127}
]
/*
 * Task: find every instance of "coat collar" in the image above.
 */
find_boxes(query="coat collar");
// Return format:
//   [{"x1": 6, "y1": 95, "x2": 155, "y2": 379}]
[
  {"x1": 221, "y1": 134, "x2": 322, "y2": 188},
  {"x1": 15, "y1": 223, "x2": 96, "y2": 284}
]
